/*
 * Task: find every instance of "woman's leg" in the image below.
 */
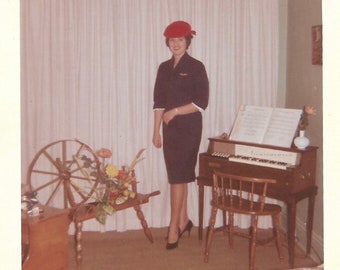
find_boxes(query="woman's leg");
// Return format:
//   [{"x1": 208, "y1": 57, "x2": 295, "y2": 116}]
[
  {"x1": 168, "y1": 183, "x2": 186, "y2": 243},
  {"x1": 179, "y1": 183, "x2": 189, "y2": 231}
]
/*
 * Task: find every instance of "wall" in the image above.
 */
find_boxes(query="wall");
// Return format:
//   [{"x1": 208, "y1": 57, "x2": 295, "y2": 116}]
[
  {"x1": 285, "y1": 0, "x2": 323, "y2": 263},
  {"x1": 322, "y1": 2, "x2": 340, "y2": 268}
]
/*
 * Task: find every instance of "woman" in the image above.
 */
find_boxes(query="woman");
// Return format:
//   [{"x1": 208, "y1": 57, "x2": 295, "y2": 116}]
[{"x1": 152, "y1": 21, "x2": 209, "y2": 249}]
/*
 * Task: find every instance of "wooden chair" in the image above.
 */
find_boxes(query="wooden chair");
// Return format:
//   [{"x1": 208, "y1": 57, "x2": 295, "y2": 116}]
[{"x1": 204, "y1": 171, "x2": 284, "y2": 270}]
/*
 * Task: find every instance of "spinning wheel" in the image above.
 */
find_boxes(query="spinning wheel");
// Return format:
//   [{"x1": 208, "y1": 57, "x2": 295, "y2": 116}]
[
  {"x1": 27, "y1": 140, "x2": 101, "y2": 209},
  {"x1": 25, "y1": 139, "x2": 161, "y2": 268}
]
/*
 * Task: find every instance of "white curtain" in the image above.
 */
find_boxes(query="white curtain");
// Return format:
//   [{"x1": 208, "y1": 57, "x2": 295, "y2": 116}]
[{"x1": 21, "y1": 0, "x2": 279, "y2": 232}]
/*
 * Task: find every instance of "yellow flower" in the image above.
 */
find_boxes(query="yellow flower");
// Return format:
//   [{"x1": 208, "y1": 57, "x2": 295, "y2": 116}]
[
  {"x1": 123, "y1": 189, "x2": 130, "y2": 197},
  {"x1": 129, "y1": 191, "x2": 136, "y2": 199},
  {"x1": 105, "y1": 164, "x2": 119, "y2": 178}
]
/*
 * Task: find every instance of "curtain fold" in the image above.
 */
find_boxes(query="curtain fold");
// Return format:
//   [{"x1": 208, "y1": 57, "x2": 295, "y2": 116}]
[{"x1": 21, "y1": 0, "x2": 279, "y2": 231}]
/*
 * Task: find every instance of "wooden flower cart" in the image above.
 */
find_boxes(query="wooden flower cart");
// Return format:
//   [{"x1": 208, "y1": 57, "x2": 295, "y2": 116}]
[{"x1": 23, "y1": 139, "x2": 160, "y2": 269}]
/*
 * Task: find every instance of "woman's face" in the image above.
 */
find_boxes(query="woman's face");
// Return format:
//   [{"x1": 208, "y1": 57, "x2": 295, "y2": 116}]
[{"x1": 168, "y1": 37, "x2": 187, "y2": 57}]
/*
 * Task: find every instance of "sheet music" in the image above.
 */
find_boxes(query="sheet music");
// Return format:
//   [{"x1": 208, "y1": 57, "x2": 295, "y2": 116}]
[
  {"x1": 229, "y1": 105, "x2": 302, "y2": 147},
  {"x1": 262, "y1": 108, "x2": 302, "y2": 147},
  {"x1": 229, "y1": 105, "x2": 273, "y2": 144}
]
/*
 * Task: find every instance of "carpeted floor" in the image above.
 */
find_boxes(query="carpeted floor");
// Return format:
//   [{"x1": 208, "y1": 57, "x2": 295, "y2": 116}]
[{"x1": 68, "y1": 227, "x2": 320, "y2": 270}]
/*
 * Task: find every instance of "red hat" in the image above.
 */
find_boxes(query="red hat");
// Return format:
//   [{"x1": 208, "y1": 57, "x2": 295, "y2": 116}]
[{"x1": 163, "y1": 21, "x2": 196, "y2": 38}]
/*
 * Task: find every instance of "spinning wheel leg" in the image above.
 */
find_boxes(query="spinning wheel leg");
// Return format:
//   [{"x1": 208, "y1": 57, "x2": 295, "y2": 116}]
[
  {"x1": 75, "y1": 221, "x2": 83, "y2": 268},
  {"x1": 133, "y1": 204, "x2": 153, "y2": 243}
]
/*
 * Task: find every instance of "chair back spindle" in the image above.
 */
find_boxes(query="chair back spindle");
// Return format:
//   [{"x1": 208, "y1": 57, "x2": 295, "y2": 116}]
[{"x1": 212, "y1": 173, "x2": 275, "y2": 213}]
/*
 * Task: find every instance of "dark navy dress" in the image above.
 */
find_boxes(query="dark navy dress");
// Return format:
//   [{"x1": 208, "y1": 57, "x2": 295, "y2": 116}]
[{"x1": 153, "y1": 53, "x2": 209, "y2": 184}]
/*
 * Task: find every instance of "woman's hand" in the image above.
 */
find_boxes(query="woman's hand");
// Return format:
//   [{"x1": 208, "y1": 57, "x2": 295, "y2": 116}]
[
  {"x1": 153, "y1": 132, "x2": 162, "y2": 148},
  {"x1": 163, "y1": 108, "x2": 178, "y2": 125}
]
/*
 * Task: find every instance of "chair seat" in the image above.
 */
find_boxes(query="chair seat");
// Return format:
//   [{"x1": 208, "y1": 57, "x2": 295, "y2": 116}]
[{"x1": 214, "y1": 195, "x2": 281, "y2": 216}]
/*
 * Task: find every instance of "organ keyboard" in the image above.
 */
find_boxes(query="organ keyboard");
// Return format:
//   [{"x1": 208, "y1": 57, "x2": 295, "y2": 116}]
[
  {"x1": 208, "y1": 134, "x2": 301, "y2": 170},
  {"x1": 197, "y1": 134, "x2": 318, "y2": 268},
  {"x1": 228, "y1": 155, "x2": 290, "y2": 170}
]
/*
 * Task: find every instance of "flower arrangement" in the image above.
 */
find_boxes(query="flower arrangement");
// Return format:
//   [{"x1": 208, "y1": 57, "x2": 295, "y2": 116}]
[
  {"x1": 298, "y1": 105, "x2": 316, "y2": 131},
  {"x1": 75, "y1": 148, "x2": 145, "y2": 224}
]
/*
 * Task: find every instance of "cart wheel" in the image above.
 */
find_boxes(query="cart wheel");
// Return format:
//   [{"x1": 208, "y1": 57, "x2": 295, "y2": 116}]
[{"x1": 27, "y1": 139, "x2": 101, "y2": 209}]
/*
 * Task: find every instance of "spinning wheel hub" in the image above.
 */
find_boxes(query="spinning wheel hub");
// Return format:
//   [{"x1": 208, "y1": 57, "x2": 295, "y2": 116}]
[
  {"x1": 55, "y1": 158, "x2": 71, "y2": 180},
  {"x1": 59, "y1": 171, "x2": 71, "y2": 181}
]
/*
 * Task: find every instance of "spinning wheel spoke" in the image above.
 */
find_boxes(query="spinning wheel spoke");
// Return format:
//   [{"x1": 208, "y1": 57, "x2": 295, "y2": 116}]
[
  {"x1": 69, "y1": 166, "x2": 89, "y2": 177},
  {"x1": 30, "y1": 176, "x2": 61, "y2": 193},
  {"x1": 62, "y1": 140, "x2": 67, "y2": 166},
  {"x1": 68, "y1": 174, "x2": 95, "y2": 181},
  {"x1": 70, "y1": 182, "x2": 91, "y2": 201},
  {"x1": 68, "y1": 168, "x2": 99, "y2": 202},
  {"x1": 65, "y1": 156, "x2": 78, "y2": 171},
  {"x1": 41, "y1": 149, "x2": 61, "y2": 171},
  {"x1": 45, "y1": 179, "x2": 63, "y2": 206},
  {"x1": 31, "y1": 169, "x2": 59, "y2": 177},
  {"x1": 64, "y1": 180, "x2": 77, "y2": 207}
]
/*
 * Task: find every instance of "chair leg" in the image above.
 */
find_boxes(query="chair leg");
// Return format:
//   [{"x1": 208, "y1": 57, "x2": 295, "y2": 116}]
[
  {"x1": 223, "y1": 210, "x2": 227, "y2": 230},
  {"x1": 249, "y1": 216, "x2": 258, "y2": 270},
  {"x1": 228, "y1": 212, "x2": 234, "y2": 248},
  {"x1": 273, "y1": 213, "x2": 284, "y2": 262},
  {"x1": 204, "y1": 206, "x2": 218, "y2": 263}
]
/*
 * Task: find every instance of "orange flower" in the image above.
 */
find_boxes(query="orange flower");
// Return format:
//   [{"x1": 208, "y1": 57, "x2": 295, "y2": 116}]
[
  {"x1": 299, "y1": 105, "x2": 316, "y2": 130},
  {"x1": 304, "y1": 106, "x2": 316, "y2": 116},
  {"x1": 97, "y1": 148, "x2": 112, "y2": 158}
]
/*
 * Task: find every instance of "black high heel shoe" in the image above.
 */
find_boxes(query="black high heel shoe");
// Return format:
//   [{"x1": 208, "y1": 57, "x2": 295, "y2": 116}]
[
  {"x1": 166, "y1": 228, "x2": 180, "y2": 250},
  {"x1": 179, "y1": 220, "x2": 193, "y2": 238}
]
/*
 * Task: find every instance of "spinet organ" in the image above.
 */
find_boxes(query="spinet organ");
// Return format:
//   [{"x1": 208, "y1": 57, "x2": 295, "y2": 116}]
[{"x1": 197, "y1": 135, "x2": 318, "y2": 268}]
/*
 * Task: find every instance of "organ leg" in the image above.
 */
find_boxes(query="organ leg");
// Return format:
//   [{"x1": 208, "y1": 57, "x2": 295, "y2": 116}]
[{"x1": 287, "y1": 199, "x2": 297, "y2": 268}]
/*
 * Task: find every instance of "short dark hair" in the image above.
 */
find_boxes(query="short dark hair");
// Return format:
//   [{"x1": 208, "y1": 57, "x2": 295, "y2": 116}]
[{"x1": 165, "y1": 34, "x2": 193, "y2": 49}]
